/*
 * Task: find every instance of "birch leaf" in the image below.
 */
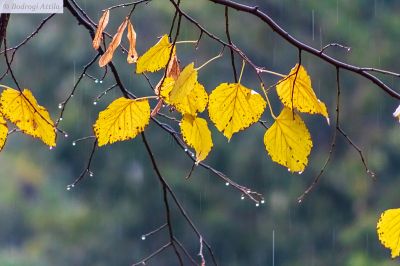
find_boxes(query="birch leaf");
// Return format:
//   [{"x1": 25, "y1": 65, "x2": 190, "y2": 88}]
[
  {"x1": 208, "y1": 83, "x2": 266, "y2": 140},
  {"x1": 276, "y1": 64, "x2": 329, "y2": 122},
  {"x1": 99, "y1": 18, "x2": 128, "y2": 67},
  {"x1": 127, "y1": 20, "x2": 138, "y2": 64},
  {"x1": 92, "y1": 10, "x2": 110, "y2": 50},
  {"x1": 160, "y1": 77, "x2": 208, "y2": 115},
  {"x1": 264, "y1": 107, "x2": 312, "y2": 172},
  {"x1": 169, "y1": 63, "x2": 198, "y2": 104},
  {"x1": 136, "y1": 34, "x2": 175, "y2": 73},
  {"x1": 181, "y1": 114, "x2": 213, "y2": 163},
  {"x1": 93, "y1": 97, "x2": 150, "y2": 146},
  {"x1": 377, "y1": 208, "x2": 400, "y2": 258},
  {"x1": 0, "y1": 87, "x2": 56, "y2": 147},
  {"x1": 393, "y1": 105, "x2": 400, "y2": 122},
  {"x1": 0, "y1": 114, "x2": 8, "y2": 151}
]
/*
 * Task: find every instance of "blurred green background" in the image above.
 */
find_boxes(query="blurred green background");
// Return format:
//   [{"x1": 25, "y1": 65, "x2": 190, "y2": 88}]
[{"x1": 0, "y1": 0, "x2": 400, "y2": 265}]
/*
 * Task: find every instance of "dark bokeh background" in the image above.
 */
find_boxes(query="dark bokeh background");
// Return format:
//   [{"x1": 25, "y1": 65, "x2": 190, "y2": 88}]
[{"x1": 0, "y1": 0, "x2": 399, "y2": 265}]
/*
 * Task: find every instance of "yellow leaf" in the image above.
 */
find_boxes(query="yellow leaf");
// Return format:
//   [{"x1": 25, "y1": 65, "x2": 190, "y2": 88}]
[
  {"x1": 127, "y1": 20, "x2": 138, "y2": 64},
  {"x1": 276, "y1": 64, "x2": 329, "y2": 122},
  {"x1": 92, "y1": 10, "x2": 110, "y2": 50},
  {"x1": 393, "y1": 105, "x2": 400, "y2": 122},
  {"x1": 181, "y1": 114, "x2": 213, "y2": 163},
  {"x1": 0, "y1": 88, "x2": 56, "y2": 147},
  {"x1": 160, "y1": 77, "x2": 208, "y2": 115},
  {"x1": 93, "y1": 97, "x2": 150, "y2": 146},
  {"x1": 169, "y1": 63, "x2": 198, "y2": 104},
  {"x1": 99, "y1": 18, "x2": 128, "y2": 67},
  {"x1": 208, "y1": 83, "x2": 266, "y2": 140},
  {"x1": 136, "y1": 34, "x2": 175, "y2": 73},
  {"x1": 377, "y1": 208, "x2": 400, "y2": 258},
  {"x1": 0, "y1": 114, "x2": 8, "y2": 151},
  {"x1": 264, "y1": 107, "x2": 312, "y2": 172}
]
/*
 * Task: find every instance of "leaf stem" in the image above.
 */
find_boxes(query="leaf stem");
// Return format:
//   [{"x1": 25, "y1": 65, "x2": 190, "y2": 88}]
[
  {"x1": 261, "y1": 83, "x2": 277, "y2": 119},
  {"x1": 195, "y1": 52, "x2": 223, "y2": 71},
  {"x1": 175, "y1": 40, "x2": 198, "y2": 44},
  {"x1": 134, "y1": 95, "x2": 159, "y2": 101},
  {"x1": 257, "y1": 68, "x2": 286, "y2": 78},
  {"x1": 238, "y1": 60, "x2": 245, "y2": 83}
]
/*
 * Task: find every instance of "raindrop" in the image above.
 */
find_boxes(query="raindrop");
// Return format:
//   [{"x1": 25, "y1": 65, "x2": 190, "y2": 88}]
[
  {"x1": 95, "y1": 79, "x2": 99, "y2": 84},
  {"x1": 64, "y1": 134, "x2": 69, "y2": 138},
  {"x1": 287, "y1": 168, "x2": 291, "y2": 172},
  {"x1": 59, "y1": 117, "x2": 63, "y2": 121},
  {"x1": 71, "y1": 94, "x2": 74, "y2": 98},
  {"x1": 184, "y1": 148, "x2": 188, "y2": 152},
  {"x1": 298, "y1": 199, "x2": 302, "y2": 204},
  {"x1": 298, "y1": 171, "x2": 303, "y2": 175},
  {"x1": 71, "y1": 184, "x2": 75, "y2": 188},
  {"x1": 141, "y1": 235, "x2": 146, "y2": 240},
  {"x1": 225, "y1": 182, "x2": 229, "y2": 186},
  {"x1": 99, "y1": 80, "x2": 103, "y2": 84},
  {"x1": 261, "y1": 199, "x2": 265, "y2": 204},
  {"x1": 72, "y1": 141, "x2": 76, "y2": 146},
  {"x1": 58, "y1": 104, "x2": 63, "y2": 109},
  {"x1": 49, "y1": 146, "x2": 53, "y2": 150},
  {"x1": 241, "y1": 195, "x2": 245, "y2": 200},
  {"x1": 89, "y1": 172, "x2": 94, "y2": 177},
  {"x1": 256, "y1": 203, "x2": 260, "y2": 207},
  {"x1": 66, "y1": 186, "x2": 71, "y2": 191},
  {"x1": 93, "y1": 101, "x2": 97, "y2": 105}
]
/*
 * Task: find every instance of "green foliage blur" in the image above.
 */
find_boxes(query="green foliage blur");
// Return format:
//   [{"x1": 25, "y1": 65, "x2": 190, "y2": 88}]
[{"x1": 0, "y1": 0, "x2": 399, "y2": 265}]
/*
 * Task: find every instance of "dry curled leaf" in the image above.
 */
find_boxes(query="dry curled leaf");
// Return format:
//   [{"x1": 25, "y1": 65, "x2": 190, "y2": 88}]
[
  {"x1": 92, "y1": 10, "x2": 110, "y2": 50},
  {"x1": 99, "y1": 18, "x2": 128, "y2": 67},
  {"x1": 166, "y1": 53, "x2": 180, "y2": 80},
  {"x1": 127, "y1": 20, "x2": 138, "y2": 64}
]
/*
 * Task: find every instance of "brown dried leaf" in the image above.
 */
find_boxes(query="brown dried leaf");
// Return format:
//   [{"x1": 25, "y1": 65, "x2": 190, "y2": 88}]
[
  {"x1": 99, "y1": 18, "x2": 128, "y2": 67},
  {"x1": 166, "y1": 53, "x2": 180, "y2": 80},
  {"x1": 151, "y1": 99, "x2": 163, "y2": 117},
  {"x1": 92, "y1": 10, "x2": 110, "y2": 50},
  {"x1": 127, "y1": 20, "x2": 138, "y2": 64}
]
